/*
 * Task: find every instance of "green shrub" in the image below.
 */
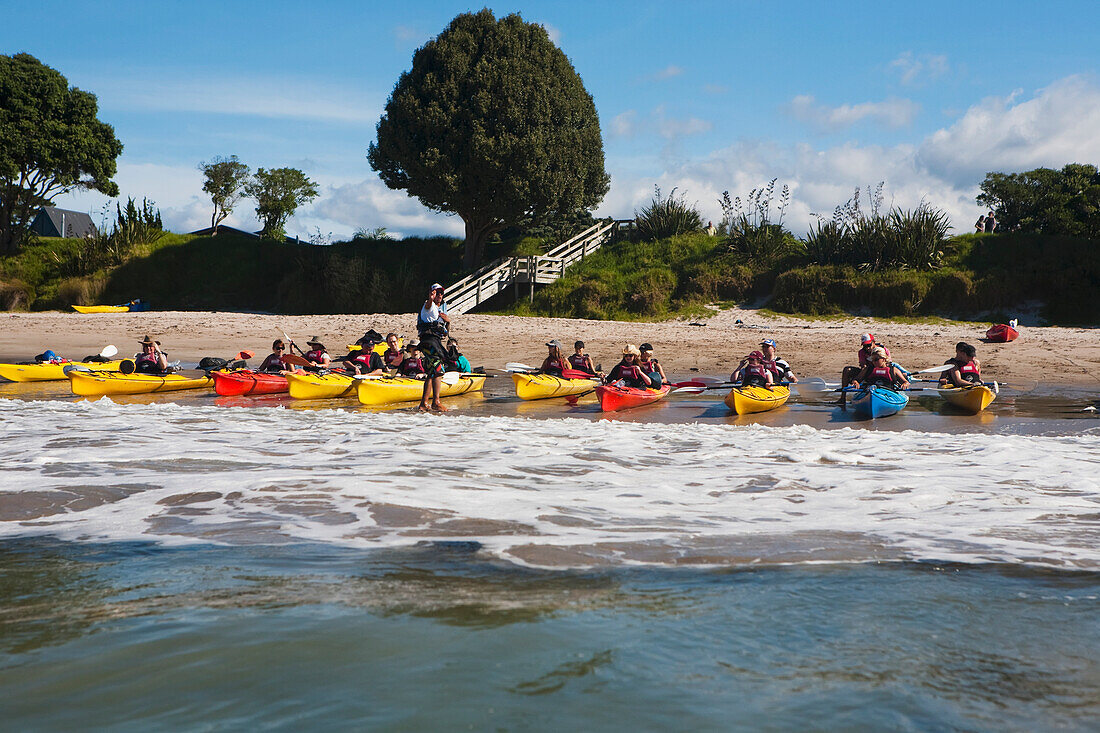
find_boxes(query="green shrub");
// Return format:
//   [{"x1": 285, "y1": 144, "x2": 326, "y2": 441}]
[
  {"x1": 0, "y1": 278, "x2": 34, "y2": 310},
  {"x1": 635, "y1": 186, "x2": 703, "y2": 240}
]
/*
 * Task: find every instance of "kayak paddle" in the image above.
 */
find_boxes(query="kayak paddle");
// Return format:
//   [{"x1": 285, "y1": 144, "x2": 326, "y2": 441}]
[
  {"x1": 99, "y1": 345, "x2": 118, "y2": 358},
  {"x1": 914, "y1": 364, "x2": 957, "y2": 374}
]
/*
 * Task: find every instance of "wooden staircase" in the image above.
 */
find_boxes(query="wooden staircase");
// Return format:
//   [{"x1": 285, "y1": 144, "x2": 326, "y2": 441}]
[{"x1": 443, "y1": 220, "x2": 626, "y2": 314}]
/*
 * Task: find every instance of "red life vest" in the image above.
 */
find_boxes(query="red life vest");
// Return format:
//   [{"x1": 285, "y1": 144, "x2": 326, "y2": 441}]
[
  {"x1": 958, "y1": 360, "x2": 980, "y2": 382},
  {"x1": 568, "y1": 353, "x2": 593, "y2": 371},
  {"x1": 543, "y1": 357, "x2": 565, "y2": 373},
  {"x1": 353, "y1": 351, "x2": 377, "y2": 370},
  {"x1": 400, "y1": 356, "x2": 424, "y2": 375},
  {"x1": 868, "y1": 365, "x2": 895, "y2": 386},
  {"x1": 384, "y1": 348, "x2": 403, "y2": 367},
  {"x1": 305, "y1": 349, "x2": 326, "y2": 363},
  {"x1": 742, "y1": 363, "x2": 768, "y2": 387}
]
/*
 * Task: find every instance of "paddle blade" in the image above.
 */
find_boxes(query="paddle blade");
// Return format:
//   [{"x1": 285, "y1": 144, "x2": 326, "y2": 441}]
[
  {"x1": 238, "y1": 351, "x2": 255, "y2": 360},
  {"x1": 672, "y1": 386, "x2": 706, "y2": 394},
  {"x1": 915, "y1": 364, "x2": 956, "y2": 374},
  {"x1": 441, "y1": 371, "x2": 461, "y2": 385},
  {"x1": 504, "y1": 362, "x2": 537, "y2": 372},
  {"x1": 99, "y1": 345, "x2": 118, "y2": 358},
  {"x1": 281, "y1": 354, "x2": 311, "y2": 367}
]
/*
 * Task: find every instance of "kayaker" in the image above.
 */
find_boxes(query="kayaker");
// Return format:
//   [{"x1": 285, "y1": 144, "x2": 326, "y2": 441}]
[
  {"x1": 568, "y1": 341, "x2": 599, "y2": 376},
  {"x1": 541, "y1": 340, "x2": 567, "y2": 375},
  {"x1": 851, "y1": 348, "x2": 910, "y2": 389},
  {"x1": 257, "y1": 339, "x2": 292, "y2": 374},
  {"x1": 445, "y1": 338, "x2": 471, "y2": 373},
  {"x1": 304, "y1": 337, "x2": 331, "y2": 370},
  {"x1": 939, "y1": 342, "x2": 982, "y2": 386},
  {"x1": 842, "y1": 334, "x2": 891, "y2": 388},
  {"x1": 759, "y1": 338, "x2": 797, "y2": 383},
  {"x1": 639, "y1": 343, "x2": 667, "y2": 386},
  {"x1": 382, "y1": 333, "x2": 404, "y2": 369},
  {"x1": 732, "y1": 351, "x2": 774, "y2": 388},
  {"x1": 417, "y1": 283, "x2": 451, "y2": 411},
  {"x1": 605, "y1": 345, "x2": 655, "y2": 389},
  {"x1": 345, "y1": 331, "x2": 385, "y2": 376},
  {"x1": 133, "y1": 335, "x2": 168, "y2": 374},
  {"x1": 400, "y1": 342, "x2": 428, "y2": 379}
]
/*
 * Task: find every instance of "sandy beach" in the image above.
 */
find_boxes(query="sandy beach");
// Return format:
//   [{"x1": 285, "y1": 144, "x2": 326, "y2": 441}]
[{"x1": 2, "y1": 308, "x2": 1097, "y2": 386}]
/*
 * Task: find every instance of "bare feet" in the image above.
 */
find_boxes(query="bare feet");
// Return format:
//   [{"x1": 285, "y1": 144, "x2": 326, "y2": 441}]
[
  {"x1": 432, "y1": 402, "x2": 448, "y2": 412},
  {"x1": 418, "y1": 403, "x2": 431, "y2": 412}
]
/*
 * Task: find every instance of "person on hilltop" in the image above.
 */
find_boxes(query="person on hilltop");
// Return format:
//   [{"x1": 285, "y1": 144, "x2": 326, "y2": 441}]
[
  {"x1": 568, "y1": 340, "x2": 599, "y2": 376},
  {"x1": 759, "y1": 338, "x2": 798, "y2": 384},
  {"x1": 705, "y1": 221, "x2": 717, "y2": 236},
  {"x1": 842, "y1": 334, "x2": 890, "y2": 388},
  {"x1": 417, "y1": 283, "x2": 452, "y2": 411},
  {"x1": 731, "y1": 351, "x2": 774, "y2": 388},
  {"x1": 257, "y1": 339, "x2": 293, "y2": 374},
  {"x1": 134, "y1": 335, "x2": 168, "y2": 374},
  {"x1": 639, "y1": 343, "x2": 667, "y2": 387},
  {"x1": 984, "y1": 211, "x2": 997, "y2": 233},
  {"x1": 303, "y1": 337, "x2": 332, "y2": 370},
  {"x1": 974, "y1": 214, "x2": 986, "y2": 233},
  {"x1": 382, "y1": 333, "x2": 405, "y2": 370},
  {"x1": 939, "y1": 342, "x2": 983, "y2": 387},
  {"x1": 851, "y1": 347, "x2": 910, "y2": 390},
  {"x1": 445, "y1": 338, "x2": 471, "y2": 373},
  {"x1": 605, "y1": 345, "x2": 656, "y2": 389},
  {"x1": 344, "y1": 330, "x2": 385, "y2": 376},
  {"x1": 541, "y1": 340, "x2": 567, "y2": 376}
]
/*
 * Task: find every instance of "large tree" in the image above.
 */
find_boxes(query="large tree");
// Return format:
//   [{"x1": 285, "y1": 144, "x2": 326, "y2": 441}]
[
  {"x1": 368, "y1": 9, "x2": 610, "y2": 270},
  {"x1": 243, "y1": 167, "x2": 319, "y2": 241},
  {"x1": 0, "y1": 53, "x2": 122, "y2": 253},
  {"x1": 978, "y1": 163, "x2": 1100, "y2": 237},
  {"x1": 200, "y1": 155, "x2": 250, "y2": 235}
]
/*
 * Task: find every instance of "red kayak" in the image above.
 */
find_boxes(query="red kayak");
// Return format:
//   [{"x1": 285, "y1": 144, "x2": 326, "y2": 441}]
[
  {"x1": 596, "y1": 383, "x2": 671, "y2": 412},
  {"x1": 212, "y1": 369, "x2": 289, "y2": 396},
  {"x1": 985, "y1": 324, "x2": 1019, "y2": 342}
]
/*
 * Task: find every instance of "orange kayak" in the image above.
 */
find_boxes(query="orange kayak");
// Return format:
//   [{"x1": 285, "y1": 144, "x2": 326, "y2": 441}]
[{"x1": 596, "y1": 384, "x2": 671, "y2": 412}]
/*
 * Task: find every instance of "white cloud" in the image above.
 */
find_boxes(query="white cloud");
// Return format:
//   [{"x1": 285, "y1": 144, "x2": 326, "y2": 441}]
[
  {"x1": 541, "y1": 23, "x2": 562, "y2": 45},
  {"x1": 652, "y1": 65, "x2": 684, "y2": 81},
  {"x1": 890, "y1": 52, "x2": 950, "y2": 85},
  {"x1": 95, "y1": 73, "x2": 382, "y2": 125},
  {"x1": 393, "y1": 25, "x2": 427, "y2": 44},
  {"x1": 787, "y1": 94, "x2": 921, "y2": 131},
  {"x1": 657, "y1": 115, "x2": 713, "y2": 140},
  {"x1": 600, "y1": 76, "x2": 1100, "y2": 237},
  {"x1": 703, "y1": 83, "x2": 729, "y2": 95},
  {"x1": 310, "y1": 179, "x2": 464, "y2": 239},
  {"x1": 609, "y1": 110, "x2": 638, "y2": 138}
]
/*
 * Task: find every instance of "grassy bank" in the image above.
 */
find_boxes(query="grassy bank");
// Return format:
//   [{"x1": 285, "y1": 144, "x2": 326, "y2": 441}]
[{"x1": 494, "y1": 231, "x2": 1100, "y2": 325}]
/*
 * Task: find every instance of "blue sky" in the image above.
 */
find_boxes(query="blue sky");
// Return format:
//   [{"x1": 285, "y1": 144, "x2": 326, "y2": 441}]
[{"x1": 5, "y1": 0, "x2": 1100, "y2": 239}]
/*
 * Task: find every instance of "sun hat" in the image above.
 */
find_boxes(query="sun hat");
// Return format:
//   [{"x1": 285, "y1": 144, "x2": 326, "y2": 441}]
[
  {"x1": 760, "y1": 338, "x2": 778, "y2": 348},
  {"x1": 407, "y1": 340, "x2": 420, "y2": 349},
  {"x1": 546, "y1": 339, "x2": 563, "y2": 348},
  {"x1": 139, "y1": 335, "x2": 160, "y2": 346},
  {"x1": 356, "y1": 329, "x2": 384, "y2": 345},
  {"x1": 623, "y1": 344, "x2": 641, "y2": 356},
  {"x1": 860, "y1": 333, "x2": 875, "y2": 344},
  {"x1": 870, "y1": 347, "x2": 887, "y2": 360},
  {"x1": 306, "y1": 336, "x2": 326, "y2": 348}
]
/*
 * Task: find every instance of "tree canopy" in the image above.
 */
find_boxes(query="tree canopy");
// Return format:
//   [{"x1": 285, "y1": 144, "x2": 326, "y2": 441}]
[
  {"x1": 0, "y1": 53, "x2": 122, "y2": 252},
  {"x1": 978, "y1": 163, "x2": 1100, "y2": 237},
  {"x1": 368, "y1": 9, "x2": 610, "y2": 270},
  {"x1": 200, "y1": 155, "x2": 250, "y2": 235},
  {"x1": 243, "y1": 167, "x2": 319, "y2": 240}
]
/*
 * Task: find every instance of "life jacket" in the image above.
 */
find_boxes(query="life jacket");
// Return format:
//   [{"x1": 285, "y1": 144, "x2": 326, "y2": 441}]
[
  {"x1": 305, "y1": 349, "x2": 326, "y2": 364},
  {"x1": 353, "y1": 351, "x2": 379, "y2": 371},
  {"x1": 259, "y1": 353, "x2": 284, "y2": 373},
  {"x1": 384, "y1": 348, "x2": 403, "y2": 367},
  {"x1": 867, "y1": 365, "x2": 897, "y2": 387},
  {"x1": 568, "y1": 353, "x2": 593, "y2": 372},
  {"x1": 400, "y1": 356, "x2": 424, "y2": 376},
  {"x1": 741, "y1": 363, "x2": 768, "y2": 387},
  {"x1": 610, "y1": 363, "x2": 646, "y2": 388},
  {"x1": 135, "y1": 353, "x2": 161, "y2": 374},
  {"x1": 543, "y1": 357, "x2": 565, "y2": 374},
  {"x1": 957, "y1": 360, "x2": 981, "y2": 383},
  {"x1": 640, "y1": 358, "x2": 657, "y2": 372}
]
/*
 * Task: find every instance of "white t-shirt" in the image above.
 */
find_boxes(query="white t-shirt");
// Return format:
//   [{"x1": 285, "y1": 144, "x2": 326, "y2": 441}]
[{"x1": 419, "y1": 301, "x2": 442, "y2": 325}]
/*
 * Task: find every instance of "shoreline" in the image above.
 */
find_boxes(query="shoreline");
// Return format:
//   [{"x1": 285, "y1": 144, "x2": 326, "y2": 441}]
[{"x1": 2, "y1": 308, "x2": 1098, "y2": 387}]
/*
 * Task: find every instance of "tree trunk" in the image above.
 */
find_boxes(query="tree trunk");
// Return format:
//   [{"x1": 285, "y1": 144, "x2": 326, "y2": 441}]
[{"x1": 461, "y1": 217, "x2": 499, "y2": 271}]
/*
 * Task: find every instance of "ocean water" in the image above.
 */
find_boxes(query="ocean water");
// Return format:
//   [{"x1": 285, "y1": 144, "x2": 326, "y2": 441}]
[{"x1": 2, "y1": 396, "x2": 1099, "y2": 729}]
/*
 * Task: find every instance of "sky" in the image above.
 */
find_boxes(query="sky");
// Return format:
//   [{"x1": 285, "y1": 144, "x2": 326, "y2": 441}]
[{"x1": 4, "y1": 0, "x2": 1100, "y2": 240}]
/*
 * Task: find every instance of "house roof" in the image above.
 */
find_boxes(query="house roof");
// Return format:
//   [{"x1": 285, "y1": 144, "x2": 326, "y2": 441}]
[{"x1": 32, "y1": 207, "x2": 97, "y2": 238}]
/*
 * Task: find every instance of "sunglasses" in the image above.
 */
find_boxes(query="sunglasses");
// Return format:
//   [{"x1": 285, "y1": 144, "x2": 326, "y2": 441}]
[{"x1": 274, "y1": 346, "x2": 285, "y2": 351}]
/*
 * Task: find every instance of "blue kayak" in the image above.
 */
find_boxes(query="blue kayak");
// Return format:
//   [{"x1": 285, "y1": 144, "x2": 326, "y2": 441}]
[{"x1": 850, "y1": 385, "x2": 909, "y2": 418}]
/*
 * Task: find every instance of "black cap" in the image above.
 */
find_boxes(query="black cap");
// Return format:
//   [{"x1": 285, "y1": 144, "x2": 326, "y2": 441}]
[{"x1": 639, "y1": 343, "x2": 653, "y2": 352}]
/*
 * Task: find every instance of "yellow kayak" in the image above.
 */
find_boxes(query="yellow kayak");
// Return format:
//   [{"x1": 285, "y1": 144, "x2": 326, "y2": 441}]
[
  {"x1": 69, "y1": 369, "x2": 213, "y2": 396},
  {"x1": 724, "y1": 385, "x2": 791, "y2": 414},
  {"x1": 285, "y1": 371, "x2": 356, "y2": 400},
  {"x1": 72, "y1": 305, "x2": 131, "y2": 313},
  {"x1": 937, "y1": 384, "x2": 996, "y2": 413},
  {"x1": 0, "y1": 360, "x2": 123, "y2": 382},
  {"x1": 346, "y1": 339, "x2": 399, "y2": 357},
  {"x1": 511, "y1": 372, "x2": 599, "y2": 400},
  {"x1": 357, "y1": 375, "x2": 485, "y2": 405}
]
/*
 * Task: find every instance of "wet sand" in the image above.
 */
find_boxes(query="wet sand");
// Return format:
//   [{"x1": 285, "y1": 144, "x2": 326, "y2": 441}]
[{"x1": 2, "y1": 308, "x2": 1099, "y2": 387}]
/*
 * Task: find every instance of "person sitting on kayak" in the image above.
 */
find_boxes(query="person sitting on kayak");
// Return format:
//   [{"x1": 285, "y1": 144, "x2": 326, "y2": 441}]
[
  {"x1": 842, "y1": 334, "x2": 891, "y2": 388},
  {"x1": 399, "y1": 342, "x2": 428, "y2": 379},
  {"x1": 568, "y1": 341, "x2": 599, "y2": 376},
  {"x1": 732, "y1": 351, "x2": 774, "y2": 388},
  {"x1": 541, "y1": 340, "x2": 567, "y2": 375},
  {"x1": 134, "y1": 335, "x2": 168, "y2": 374},
  {"x1": 639, "y1": 343, "x2": 667, "y2": 387},
  {"x1": 257, "y1": 339, "x2": 292, "y2": 374},
  {"x1": 304, "y1": 337, "x2": 331, "y2": 370},
  {"x1": 445, "y1": 338, "x2": 471, "y2": 373},
  {"x1": 939, "y1": 342, "x2": 982, "y2": 387},
  {"x1": 605, "y1": 345, "x2": 656, "y2": 389},
  {"x1": 345, "y1": 331, "x2": 385, "y2": 376},
  {"x1": 851, "y1": 348, "x2": 909, "y2": 390},
  {"x1": 759, "y1": 338, "x2": 797, "y2": 383},
  {"x1": 382, "y1": 333, "x2": 404, "y2": 369}
]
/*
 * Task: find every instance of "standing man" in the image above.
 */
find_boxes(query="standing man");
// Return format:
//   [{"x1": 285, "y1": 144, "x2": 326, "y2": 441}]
[
  {"x1": 417, "y1": 283, "x2": 452, "y2": 411},
  {"x1": 984, "y1": 211, "x2": 997, "y2": 233},
  {"x1": 759, "y1": 338, "x2": 797, "y2": 383}
]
